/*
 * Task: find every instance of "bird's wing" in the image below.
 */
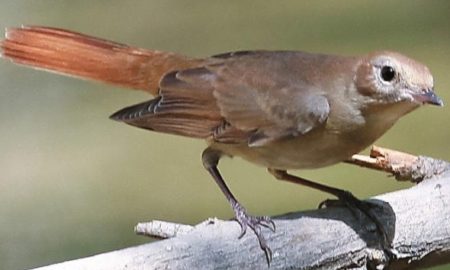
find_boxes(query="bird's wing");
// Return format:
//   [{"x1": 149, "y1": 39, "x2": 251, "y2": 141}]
[{"x1": 111, "y1": 51, "x2": 330, "y2": 146}]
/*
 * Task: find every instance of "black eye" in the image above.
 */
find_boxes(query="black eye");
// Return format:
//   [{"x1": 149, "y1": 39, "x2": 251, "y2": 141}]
[{"x1": 380, "y1": 66, "x2": 396, "y2": 82}]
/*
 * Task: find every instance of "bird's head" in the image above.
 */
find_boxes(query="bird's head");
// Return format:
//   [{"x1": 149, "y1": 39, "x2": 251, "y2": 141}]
[{"x1": 355, "y1": 51, "x2": 443, "y2": 108}]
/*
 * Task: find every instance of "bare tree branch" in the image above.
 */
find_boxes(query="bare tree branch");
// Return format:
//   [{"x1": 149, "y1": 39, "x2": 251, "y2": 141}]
[
  {"x1": 346, "y1": 146, "x2": 449, "y2": 182},
  {"x1": 32, "y1": 147, "x2": 450, "y2": 270}
]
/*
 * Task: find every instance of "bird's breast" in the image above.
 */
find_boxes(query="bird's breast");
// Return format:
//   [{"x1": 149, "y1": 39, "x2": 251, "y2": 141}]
[{"x1": 211, "y1": 102, "x2": 418, "y2": 170}]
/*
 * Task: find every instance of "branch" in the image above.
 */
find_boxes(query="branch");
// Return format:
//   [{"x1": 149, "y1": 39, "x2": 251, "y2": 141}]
[
  {"x1": 32, "y1": 147, "x2": 450, "y2": 270},
  {"x1": 346, "y1": 145, "x2": 449, "y2": 182}
]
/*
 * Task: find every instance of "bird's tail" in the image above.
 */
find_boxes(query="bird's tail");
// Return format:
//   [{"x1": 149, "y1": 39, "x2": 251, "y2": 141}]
[{"x1": 0, "y1": 26, "x2": 201, "y2": 95}]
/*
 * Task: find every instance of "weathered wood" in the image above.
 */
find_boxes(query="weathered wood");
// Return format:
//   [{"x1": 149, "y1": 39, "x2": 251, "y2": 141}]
[
  {"x1": 32, "y1": 149, "x2": 450, "y2": 270},
  {"x1": 346, "y1": 146, "x2": 449, "y2": 182}
]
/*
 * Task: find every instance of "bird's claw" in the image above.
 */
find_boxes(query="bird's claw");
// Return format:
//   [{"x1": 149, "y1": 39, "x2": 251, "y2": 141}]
[
  {"x1": 319, "y1": 190, "x2": 390, "y2": 248},
  {"x1": 319, "y1": 193, "x2": 364, "y2": 218},
  {"x1": 232, "y1": 203, "x2": 275, "y2": 265}
]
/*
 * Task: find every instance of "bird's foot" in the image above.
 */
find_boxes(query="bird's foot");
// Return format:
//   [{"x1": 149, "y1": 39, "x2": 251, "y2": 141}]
[
  {"x1": 232, "y1": 202, "x2": 276, "y2": 264},
  {"x1": 319, "y1": 190, "x2": 389, "y2": 248}
]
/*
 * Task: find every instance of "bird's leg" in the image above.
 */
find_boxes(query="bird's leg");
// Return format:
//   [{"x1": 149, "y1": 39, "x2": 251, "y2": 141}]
[
  {"x1": 268, "y1": 168, "x2": 389, "y2": 247},
  {"x1": 202, "y1": 148, "x2": 275, "y2": 264}
]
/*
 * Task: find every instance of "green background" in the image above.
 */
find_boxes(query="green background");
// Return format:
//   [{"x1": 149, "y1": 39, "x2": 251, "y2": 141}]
[{"x1": 0, "y1": 1, "x2": 449, "y2": 269}]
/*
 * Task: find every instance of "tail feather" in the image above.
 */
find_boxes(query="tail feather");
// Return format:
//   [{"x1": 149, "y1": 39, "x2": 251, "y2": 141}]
[{"x1": 1, "y1": 26, "x2": 202, "y2": 95}]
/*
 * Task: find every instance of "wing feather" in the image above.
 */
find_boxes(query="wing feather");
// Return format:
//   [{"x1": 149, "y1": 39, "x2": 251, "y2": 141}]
[{"x1": 111, "y1": 51, "x2": 330, "y2": 146}]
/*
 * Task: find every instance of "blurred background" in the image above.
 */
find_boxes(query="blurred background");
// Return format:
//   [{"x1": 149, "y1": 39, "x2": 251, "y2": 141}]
[{"x1": 0, "y1": 1, "x2": 448, "y2": 269}]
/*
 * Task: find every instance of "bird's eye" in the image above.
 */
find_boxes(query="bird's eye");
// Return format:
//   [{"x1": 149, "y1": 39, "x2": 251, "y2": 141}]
[{"x1": 380, "y1": 66, "x2": 396, "y2": 82}]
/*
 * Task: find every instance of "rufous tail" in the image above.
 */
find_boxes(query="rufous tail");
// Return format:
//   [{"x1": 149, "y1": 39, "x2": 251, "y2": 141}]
[{"x1": 0, "y1": 26, "x2": 202, "y2": 95}]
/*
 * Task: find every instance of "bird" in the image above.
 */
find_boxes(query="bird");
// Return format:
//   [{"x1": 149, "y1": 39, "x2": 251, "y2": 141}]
[{"x1": 1, "y1": 25, "x2": 443, "y2": 263}]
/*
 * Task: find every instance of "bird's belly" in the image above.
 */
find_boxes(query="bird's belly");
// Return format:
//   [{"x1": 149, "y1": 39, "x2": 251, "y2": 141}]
[
  {"x1": 211, "y1": 130, "x2": 367, "y2": 170},
  {"x1": 209, "y1": 102, "x2": 414, "y2": 170}
]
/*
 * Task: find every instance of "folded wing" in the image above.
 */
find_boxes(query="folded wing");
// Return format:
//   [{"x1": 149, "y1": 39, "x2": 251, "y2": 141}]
[{"x1": 111, "y1": 51, "x2": 330, "y2": 146}]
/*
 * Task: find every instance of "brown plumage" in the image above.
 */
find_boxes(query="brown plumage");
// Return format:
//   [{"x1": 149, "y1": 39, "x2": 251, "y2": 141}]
[
  {"x1": 1, "y1": 26, "x2": 443, "y2": 263},
  {"x1": 1, "y1": 26, "x2": 202, "y2": 95}
]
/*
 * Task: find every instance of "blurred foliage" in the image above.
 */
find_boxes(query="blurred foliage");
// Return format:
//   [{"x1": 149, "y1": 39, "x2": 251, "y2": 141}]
[{"x1": 0, "y1": 1, "x2": 449, "y2": 269}]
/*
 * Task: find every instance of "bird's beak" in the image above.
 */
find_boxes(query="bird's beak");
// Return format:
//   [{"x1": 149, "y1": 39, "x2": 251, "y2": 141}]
[{"x1": 414, "y1": 88, "x2": 444, "y2": 106}]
